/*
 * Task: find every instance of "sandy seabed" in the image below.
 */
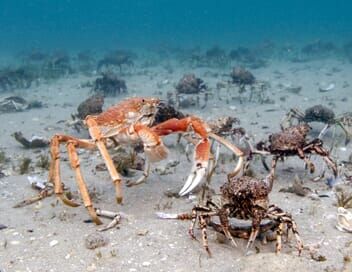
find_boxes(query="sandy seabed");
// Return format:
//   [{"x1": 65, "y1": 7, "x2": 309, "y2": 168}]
[{"x1": 0, "y1": 57, "x2": 352, "y2": 272}]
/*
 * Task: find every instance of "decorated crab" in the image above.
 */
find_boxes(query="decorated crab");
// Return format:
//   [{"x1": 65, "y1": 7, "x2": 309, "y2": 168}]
[
  {"x1": 281, "y1": 105, "x2": 352, "y2": 143},
  {"x1": 206, "y1": 116, "x2": 244, "y2": 138},
  {"x1": 252, "y1": 124, "x2": 338, "y2": 177},
  {"x1": 175, "y1": 73, "x2": 208, "y2": 109},
  {"x1": 49, "y1": 97, "x2": 244, "y2": 225},
  {"x1": 157, "y1": 172, "x2": 303, "y2": 256}
]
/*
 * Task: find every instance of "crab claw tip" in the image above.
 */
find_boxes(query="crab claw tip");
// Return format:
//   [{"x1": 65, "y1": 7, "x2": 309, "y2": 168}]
[{"x1": 179, "y1": 166, "x2": 206, "y2": 196}]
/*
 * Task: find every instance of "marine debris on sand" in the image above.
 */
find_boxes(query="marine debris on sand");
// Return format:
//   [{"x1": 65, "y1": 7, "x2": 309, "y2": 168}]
[{"x1": 12, "y1": 131, "x2": 49, "y2": 148}]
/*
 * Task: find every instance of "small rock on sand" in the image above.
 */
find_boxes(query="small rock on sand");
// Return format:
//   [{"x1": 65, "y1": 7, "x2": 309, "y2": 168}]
[{"x1": 85, "y1": 232, "x2": 109, "y2": 249}]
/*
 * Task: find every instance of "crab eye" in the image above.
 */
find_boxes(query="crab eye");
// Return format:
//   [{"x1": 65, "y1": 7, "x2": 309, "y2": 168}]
[{"x1": 142, "y1": 99, "x2": 145, "y2": 103}]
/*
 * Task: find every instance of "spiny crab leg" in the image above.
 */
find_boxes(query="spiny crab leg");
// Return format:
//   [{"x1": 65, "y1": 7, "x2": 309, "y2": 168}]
[{"x1": 13, "y1": 187, "x2": 54, "y2": 208}]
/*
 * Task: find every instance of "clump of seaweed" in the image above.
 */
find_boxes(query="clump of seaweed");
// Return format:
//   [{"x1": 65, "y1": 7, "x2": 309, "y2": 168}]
[
  {"x1": 36, "y1": 154, "x2": 50, "y2": 170},
  {"x1": 19, "y1": 157, "x2": 32, "y2": 174},
  {"x1": 0, "y1": 150, "x2": 8, "y2": 164}
]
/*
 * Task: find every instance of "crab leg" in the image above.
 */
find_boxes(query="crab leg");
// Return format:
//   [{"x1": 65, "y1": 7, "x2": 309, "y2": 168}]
[
  {"x1": 189, "y1": 208, "x2": 198, "y2": 240},
  {"x1": 66, "y1": 141, "x2": 102, "y2": 225},
  {"x1": 267, "y1": 205, "x2": 303, "y2": 255},
  {"x1": 152, "y1": 117, "x2": 211, "y2": 196},
  {"x1": 199, "y1": 215, "x2": 212, "y2": 256},
  {"x1": 318, "y1": 124, "x2": 330, "y2": 139},
  {"x1": 104, "y1": 122, "x2": 169, "y2": 187},
  {"x1": 218, "y1": 210, "x2": 238, "y2": 247},
  {"x1": 297, "y1": 148, "x2": 315, "y2": 174},
  {"x1": 245, "y1": 209, "x2": 266, "y2": 254},
  {"x1": 288, "y1": 219, "x2": 303, "y2": 255},
  {"x1": 208, "y1": 132, "x2": 244, "y2": 178},
  {"x1": 86, "y1": 117, "x2": 124, "y2": 204},
  {"x1": 125, "y1": 160, "x2": 151, "y2": 187},
  {"x1": 49, "y1": 135, "x2": 96, "y2": 207},
  {"x1": 275, "y1": 222, "x2": 284, "y2": 253},
  {"x1": 312, "y1": 145, "x2": 338, "y2": 177}
]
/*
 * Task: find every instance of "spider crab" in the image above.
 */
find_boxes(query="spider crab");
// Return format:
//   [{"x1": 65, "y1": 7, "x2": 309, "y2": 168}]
[
  {"x1": 252, "y1": 124, "x2": 338, "y2": 177},
  {"x1": 49, "y1": 97, "x2": 244, "y2": 224},
  {"x1": 157, "y1": 171, "x2": 303, "y2": 256},
  {"x1": 281, "y1": 105, "x2": 352, "y2": 143}
]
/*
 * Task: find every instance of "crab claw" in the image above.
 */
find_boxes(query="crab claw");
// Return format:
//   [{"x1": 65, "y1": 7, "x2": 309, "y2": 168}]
[
  {"x1": 179, "y1": 161, "x2": 208, "y2": 196},
  {"x1": 179, "y1": 139, "x2": 210, "y2": 196}
]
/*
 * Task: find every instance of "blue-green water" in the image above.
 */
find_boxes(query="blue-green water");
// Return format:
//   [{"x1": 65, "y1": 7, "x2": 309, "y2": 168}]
[{"x1": 0, "y1": 0, "x2": 351, "y2": 52}]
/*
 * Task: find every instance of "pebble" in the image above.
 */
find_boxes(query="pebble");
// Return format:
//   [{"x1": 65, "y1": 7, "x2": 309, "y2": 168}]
[
  {"x1": 85, "y1": 233, "x2": 108, "y2": 249},
  {"x1": 49, "y1": 240, "x2": 59, "y2": 247},
  {"x1": 136, "y1": 229, "x2": 149, "y2": 236},
  {"x1": 86, "y1": 263, "x2": 97, "y2": 271},
  {"x1": 10, "y1": 240, "x2": 20, "y2": 245},
  {"x1": 309, "y1": 193, "x2": 320, "y2": 201},
  {"x1": 0, "y1": 224, "x2": 8, "y2": 230},
  {"x1": 142, "y1": 261, "x2": 151, "y2": 267}
]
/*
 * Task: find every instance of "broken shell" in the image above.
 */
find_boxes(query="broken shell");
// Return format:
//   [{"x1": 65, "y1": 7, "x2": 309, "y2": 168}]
[
  {"x1": 336, "y1": 207, "x2": 352, "y2": 233},
  {"x1": 49, "y1": 240, "x2": 59, "y2": 247},
  {"x1": 319, "y1": 83, "x2": 335, "y2": 93}
]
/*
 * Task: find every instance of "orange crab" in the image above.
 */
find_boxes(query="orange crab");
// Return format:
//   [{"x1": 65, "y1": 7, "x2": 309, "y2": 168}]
[{"x1": 49, "y1": 97, "x2": 244, "y2": 224}]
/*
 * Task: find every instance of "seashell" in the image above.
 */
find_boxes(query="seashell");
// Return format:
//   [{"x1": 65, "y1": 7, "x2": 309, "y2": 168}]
[
  {"x1": 49, "y1": 240, "x2": 59, "y2": 247},
  {"x1": 336, "y1": 207, "x2": 352, "y2": 233},
  {"x1": 319, "y1": 83, "x2": 335, "y2": 92}
]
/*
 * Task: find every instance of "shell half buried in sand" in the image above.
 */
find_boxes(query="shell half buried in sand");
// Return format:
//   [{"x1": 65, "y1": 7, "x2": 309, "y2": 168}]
[{"x1": 336, "y1": 207, "x2": 352, "y2": 233}]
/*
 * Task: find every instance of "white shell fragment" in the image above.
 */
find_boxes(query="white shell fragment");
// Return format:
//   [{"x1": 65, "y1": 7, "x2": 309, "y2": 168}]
[
  {"x1": 336, "y1": 207, "x2": 352, "y2": 233},
  {"x1": 319, "y1": 83, "x2": 335, "y2": 92},
  {"x1": 155, "y1": 212, "x2": 178, "y2": 219},
  {"x1": 28, "y1": 176, "x2": 47, "y2": 190},
  {"x1": 49, "y1": 240, "x2": 59, "y2": 247}
]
